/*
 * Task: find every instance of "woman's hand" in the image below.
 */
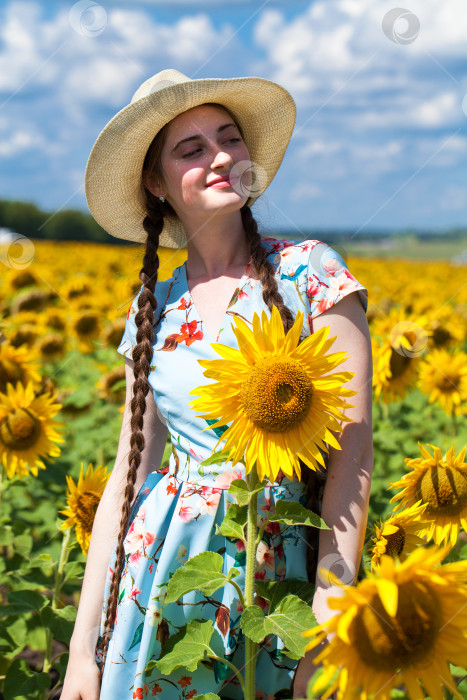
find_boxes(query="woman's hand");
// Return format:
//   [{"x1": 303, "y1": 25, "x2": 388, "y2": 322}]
[{"x1": 60, "y1": 652, "x2": 101, "y2": 700}]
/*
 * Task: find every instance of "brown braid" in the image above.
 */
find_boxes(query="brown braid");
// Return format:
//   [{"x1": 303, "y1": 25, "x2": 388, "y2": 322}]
[
  {"x1": 241, "y1": 204, "x2": 327, "y2": 584},
  {"x1": 98, "y1": 190, "x2": 165, "y2": 679}
]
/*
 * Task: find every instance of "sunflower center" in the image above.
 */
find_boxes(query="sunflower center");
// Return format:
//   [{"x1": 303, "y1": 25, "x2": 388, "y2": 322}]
[
  {"x1": 0, "y1": 408, "x2": 41, "y2": 449},
  {"x1": 76, "y1": 314, "x2": 98, "y2": 334},
  {"x1": 353, "y1": 581, "x2": 441, "y2": 670},
  {"x1": 384, "y1": 526, "x2": 406, "y2": 557},
  {"x1": 240, "y1": 356, "x2": 313, "y2": 432},
  {"x1": 389, "y1": 349, "x2": 411, "y2": 379},
  {"x1": 418, "y1": 466, "x2": 467, "y2": 516},
  {"x1": 438, "y1": 375, "x2": 456, "y2": 393},
  {"x1": 76, "y1": 492, "x2": 101, "y2": 532},
  {"x1": 432, "y1": 327, "x2": 451, "y2": 347}
]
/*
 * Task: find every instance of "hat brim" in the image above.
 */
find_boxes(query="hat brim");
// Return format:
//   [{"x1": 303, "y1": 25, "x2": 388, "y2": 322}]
[{"x1": 85, "y1": 76, "x2": 296, "y2": 248}]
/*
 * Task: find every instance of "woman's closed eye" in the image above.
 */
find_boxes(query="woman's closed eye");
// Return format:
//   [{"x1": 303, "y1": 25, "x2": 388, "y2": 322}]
[{"x1": 182, "y1": 138, "x2": 242, "y2": 159}]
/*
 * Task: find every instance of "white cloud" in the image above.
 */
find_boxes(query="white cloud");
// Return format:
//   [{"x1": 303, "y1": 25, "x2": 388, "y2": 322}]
[{"x1": 253, "y1": 0, "x2": 467, "y2": 132}]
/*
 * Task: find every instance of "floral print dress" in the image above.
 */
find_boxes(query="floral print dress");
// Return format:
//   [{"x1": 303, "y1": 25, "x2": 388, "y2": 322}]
[{"x1": 97, "y1": 236, "x2": 368, "y2": 700}]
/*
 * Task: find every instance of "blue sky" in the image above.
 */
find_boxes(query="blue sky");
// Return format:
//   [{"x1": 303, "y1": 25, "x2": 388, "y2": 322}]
[{"x1": 1, "y1": 0, "x2": 466, "y2": 236}]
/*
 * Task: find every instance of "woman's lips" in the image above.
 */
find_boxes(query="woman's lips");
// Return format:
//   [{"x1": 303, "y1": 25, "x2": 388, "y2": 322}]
[{"x1": 209, "y1": 181, "x2": 232, "y2": 188}]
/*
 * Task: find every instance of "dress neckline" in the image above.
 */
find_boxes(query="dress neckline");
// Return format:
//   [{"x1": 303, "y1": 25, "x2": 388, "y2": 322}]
[{"x1": 181, "y1": 260, "x2": 251, "y2": 343}]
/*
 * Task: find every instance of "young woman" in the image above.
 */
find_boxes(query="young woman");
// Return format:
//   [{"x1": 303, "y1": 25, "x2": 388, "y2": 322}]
[{"x1": 61, "y1": 69, "x2": 373, "y2": 700}]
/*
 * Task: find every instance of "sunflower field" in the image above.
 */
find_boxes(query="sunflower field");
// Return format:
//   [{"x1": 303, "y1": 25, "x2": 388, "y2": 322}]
[{"x1": 0, "y1": 238, "x2": 466, "y2": 700}]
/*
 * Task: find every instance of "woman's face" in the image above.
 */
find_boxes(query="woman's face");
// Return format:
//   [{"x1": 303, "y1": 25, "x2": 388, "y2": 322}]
[{"x1": 146, "y1": 104, "x2": 251, "y2": 221}]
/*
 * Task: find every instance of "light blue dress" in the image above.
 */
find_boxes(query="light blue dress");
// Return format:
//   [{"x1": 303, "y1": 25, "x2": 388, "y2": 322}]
[{"x1": 97, "y1": 236, "x2": 368, "y2": 700}]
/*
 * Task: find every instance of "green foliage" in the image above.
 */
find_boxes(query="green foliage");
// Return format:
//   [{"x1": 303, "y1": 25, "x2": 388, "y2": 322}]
[
  {"x1": 240, "y1": 594, "x2": 317, "y2": 659},
  {"x1": 268, "y1": 501, "x2": 329, "y2": 530},
  {"x1": 155, "y1": 619, "x2": 216, "y2": 675},
  {"x1": 228, "y1": 478, "x2": 265, "y2": 506},
  {"x1": 164, "y1": 551, "x2": 240, "y2": 605},
  {"x1": 215, "y1": 503, "x2": 248, "y2": 541}
]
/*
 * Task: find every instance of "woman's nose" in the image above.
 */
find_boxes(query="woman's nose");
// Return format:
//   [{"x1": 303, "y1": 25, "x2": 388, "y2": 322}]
[{"x1": 211, "y1": 148, "x2": 233, "y2": 168}]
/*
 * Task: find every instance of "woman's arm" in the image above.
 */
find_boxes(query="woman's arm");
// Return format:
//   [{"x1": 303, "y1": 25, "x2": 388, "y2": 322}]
[
  {"x1": 293, "y1": 290, "x2": 373, "y2": 698},
  {"x1": 61, "y1": 357, "x2": 169, "y2": 699}
]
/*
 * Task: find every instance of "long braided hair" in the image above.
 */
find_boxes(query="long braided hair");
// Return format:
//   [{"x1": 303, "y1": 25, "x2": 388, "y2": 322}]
[{"x1": 98, "y1": 103, "x2": 325, "y2": 678}]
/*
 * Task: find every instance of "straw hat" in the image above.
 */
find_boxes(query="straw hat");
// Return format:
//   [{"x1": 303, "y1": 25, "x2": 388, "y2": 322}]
[{"x1": 85, "y1": 68, "x2": 296, "y2": 249}]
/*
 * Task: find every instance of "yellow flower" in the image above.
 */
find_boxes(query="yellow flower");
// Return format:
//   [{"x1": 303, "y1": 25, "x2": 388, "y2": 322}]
[
  {"x1": 0, "y1": 381, "x2": 65, "y2": 479},
  {"x1": 371, "y1": 308, "x2": 430, "y2": 403},
  {"x1": 59, "y1": 462, "x2": 110, "y2": 555},
  {"x1": 37, "y1": 332, "x2": 67, "y2": 362},
  {"x1": 304, "y1": 545, "x2": 467, "y2": 700},
  {"x1": 390, "y1": 442, "x2": 467, "y2": 547},
  {"x1": 370, "y1": 502, "x2": 429, "y2": 570},
  {"x1": 417, "y1": 348, "x2": 467, "y2": 417},
  {"x1": 189, "y1": 306, "x2": 356, "y2": 482},
  {"x1": 71, "y1": 309, "x2": 102, "y2": 353},
  {"x1": 96, "y1": 365, "x2": 126, "y2": 404},
  {"x1": 0, "y1": 342, "x2": 42, "y2": 394}
]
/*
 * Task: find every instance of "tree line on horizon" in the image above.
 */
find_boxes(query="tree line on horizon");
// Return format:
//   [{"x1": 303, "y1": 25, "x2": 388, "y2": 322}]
[{"x1": 0, "y1": 198, "x2": 465, "y2": 245}]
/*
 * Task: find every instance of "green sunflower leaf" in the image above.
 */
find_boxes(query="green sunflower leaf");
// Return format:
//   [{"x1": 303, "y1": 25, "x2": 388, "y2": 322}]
[
  {"x1": 228, "y1": 478, "x2": 266, "y2": 506},
  {"x1": 193, "y1": 694, "x2": 222, "y2": 700},
  {"x1": 240, "y1": 595, "x2": 316, "y2": 657},
  {"x1": 268, "y1": 501, "x2": 329, "y2": 529},
  {"x1": 164, "y1": 551, "x2": 236, "y2": 605},
  {"x1": 199, "y1": 449, "x2": 232, "y2": 467},
  {"x1": 156, "y1": 619, "x2": 215, "y2": 674},
  {"x1": 40, "y1": 605, "x2": 77, "y2": 645},
  {"x1": 254, "y1": 579, "x2": 316, "y2": 613},
  {"x1": 216, "y1": 503, "x2": 248, "y2": 541}
]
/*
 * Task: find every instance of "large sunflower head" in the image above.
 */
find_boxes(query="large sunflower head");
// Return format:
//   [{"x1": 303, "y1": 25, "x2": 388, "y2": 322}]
[
  {"x1": 369, "y1": 502, "x2": 429, "y2": 570},
  {"x1": 389, "y1": 442, "x2": 467, "y2": 547},
  {"x1": 417, "y1": 348, "x2": 467, "y2": 417},
  {"x1": 304, "y1": 545, "x2": 467, "y2": 700},
  {"x1": 189, "y1": 305, "x2": 357, "y2": 483},
  {"x1": 0, "y1": 381, "x2": 65, "y2": 479},
  {"x1": 59, "y1": 462, "x2": 110, "y2": 555}
]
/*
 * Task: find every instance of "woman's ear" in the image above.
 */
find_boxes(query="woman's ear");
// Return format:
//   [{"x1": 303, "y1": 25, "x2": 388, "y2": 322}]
[{"x1": 142, "y1": 171, "x2": 163, "y2": 197}]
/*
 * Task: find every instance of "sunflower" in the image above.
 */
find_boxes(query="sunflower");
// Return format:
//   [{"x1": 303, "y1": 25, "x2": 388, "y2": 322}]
[
  {"x1": 4, "y1": 267, "x2": 41, "y2": 293},
  {"x1": 428, "y1": 308, "x2": 465, "y2": 350},
  {"x1": 59, "y1": 462, "x2": 110, "y2": 555},
  {"x1": 0, "y1": 342, "x2": 42, "y2": 394},
  {"x1": 189, "y1": 306, "x2": 356, "y2": 482},
  {"x1": 97, "y1": 365, "x2": 126, "y2": 404},
  {"x1": 390, "y1": 442, "x2": 467, "y2": 547},
  {"x1": 71, "y1": 309, "x2": 102, "y2": 353},
  {"x1": 0, "y1": 381, "x2": 65, "y2": 479},
  {"x1": 61, "y1": 276, "x2": 94, "y2": 302},
  {"x1": 102, "y1": 318, "x2": 126, "y2": 349},
  {"x1": 37, "y1": 333, "x2": 67, "y2": 362},
  {"x1": 370, "y1": 502, "x2": 429, "y2": 570},
  {"x1": 10, "y1": 288, "x2": 50, "y2": 315},
  {"x1": 417, "y1": 348, "x2": 467, "y2": 417},
  {"x1": 303, "y1": 545, "x2": 467, "y2": 700},
  {"x1": 371, "y1": 308, "x2": 430, "y2": 403}
]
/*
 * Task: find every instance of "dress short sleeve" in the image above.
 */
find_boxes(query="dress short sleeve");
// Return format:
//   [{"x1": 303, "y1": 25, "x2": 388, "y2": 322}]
[
  {"x1": 116, "y1": 284, "x2": 144, "y2": 359},
  {"x1": 306, "y1": 241, "x2": 368, "y2": 321}
]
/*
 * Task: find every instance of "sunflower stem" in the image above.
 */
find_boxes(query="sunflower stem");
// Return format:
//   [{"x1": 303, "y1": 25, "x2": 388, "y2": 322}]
[
  {"x1": 244, "y1": 469, "x2": 259, "y2": 700},
  {"x1": 42, "y1": 528, "x2": 71, "y2": 684}
]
